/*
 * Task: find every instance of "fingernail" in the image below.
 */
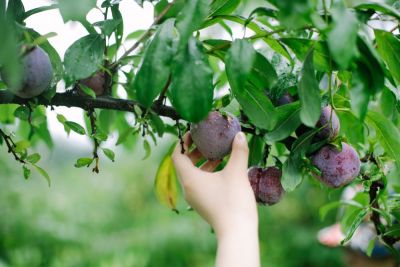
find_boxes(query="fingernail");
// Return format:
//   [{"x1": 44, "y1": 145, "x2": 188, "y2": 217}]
[{"x1": 236, "y1": 132, "x2": 246, "y2": 142}]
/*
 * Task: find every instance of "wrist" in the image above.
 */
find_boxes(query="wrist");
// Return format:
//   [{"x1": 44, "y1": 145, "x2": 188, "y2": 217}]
[{"x1": 215, "y1": 217, "x2": 258, "y2": 242}]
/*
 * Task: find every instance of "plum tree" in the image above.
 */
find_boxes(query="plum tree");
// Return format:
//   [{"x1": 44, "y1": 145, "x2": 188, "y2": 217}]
[
  {"x1": 2, "y1": 46, "x2": 53, "y2": 99},
  {"x1": 312, "y1": 143, "x2": 360, "y2": 188},
  {"x1": 316, "y1": 105, "x2": 340, "y2": 141},
  {"x1": 247, "y1": 166, "x2": 284, "y2": 205},
  {"x1": 77, "y1": 72, "x2": 106, "y2": 96},
  {"x1": 1, "y1": 0, "x2": 400, "y2": 252},
  {"x1": 190, "y1": 111, "x2": 241, "y2": 160}
]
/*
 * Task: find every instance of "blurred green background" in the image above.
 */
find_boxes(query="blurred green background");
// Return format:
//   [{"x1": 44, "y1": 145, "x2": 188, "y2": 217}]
[{"x1": 0, "y1": 132, "x2": 345, "y2": 267}]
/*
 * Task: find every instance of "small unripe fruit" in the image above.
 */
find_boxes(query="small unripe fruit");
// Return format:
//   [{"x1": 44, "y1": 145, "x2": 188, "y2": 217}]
[
  {"x1": 190, "y1": 111, "x2": 241, "y2": 160},
  {"x1": 316, "y1": 105, "x2": 340, "y2": 141},
  {"x1": 312, "y1": 142, "x2": 360, "y2": 188},
  {"x1": 78, "y1": 71, "x2": 105, "y2": 96},
  {"x1": 248, "y1": 166, "x2": 284, "y2": 205},
  {"x1": 3, "y1": 46, "x2": 53, "y2": 98}
]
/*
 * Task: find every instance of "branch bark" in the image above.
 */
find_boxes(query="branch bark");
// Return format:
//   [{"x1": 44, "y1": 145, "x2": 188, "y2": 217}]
[
  {"x1": 0, "y1": 91, "x2": 257, "y2": 134},
  {"x1": 0, "y1": 90, "x2": 180, "y2": 119}
]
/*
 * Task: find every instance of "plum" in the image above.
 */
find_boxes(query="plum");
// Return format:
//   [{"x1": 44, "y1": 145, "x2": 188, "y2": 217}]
[
  {"x1": 276, "y1": 92, "x2": 294, "y2": 106},
  {"x1": 190, "y1": 111, "x2": 241, "y2": 160},
  {"x1": 248, "y1": 166, "x2": 284, "y2": 205},
  {"x1": 78, "y1": 71, "x2": 105, "y2": 96},
  {"x1": 316, "y1": 105, "x2": 340, "y2": 141},
  {"x1": 312, "y1": 142, "x2": 360, "y2": 188},
  {"x1": 3, "y1": 46, "x2": 53, "y2": 98}
]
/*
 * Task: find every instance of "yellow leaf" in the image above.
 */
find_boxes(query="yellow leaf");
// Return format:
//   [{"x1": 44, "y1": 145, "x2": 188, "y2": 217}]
[{"x1": 154, "y1": 147, "x2": 179, "y2": 212}]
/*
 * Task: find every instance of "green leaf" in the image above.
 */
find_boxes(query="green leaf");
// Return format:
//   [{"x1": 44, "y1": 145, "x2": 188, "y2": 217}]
[
  {"x1": 366, "y1": 111, "x2": 400, "y2": 171},
  {"x1": 14, "y1": 140, "x2": 30, "y2": 153},
  {"x1": 269, "y1": 0, "x2": 313, "y2": 29},
  {"x1": 225, "y1": 39, "x2": 256, "y2": 92},
  {"x1": 64, "y1": 121, "x2": 86, "y2": 135},
  {"x1": 26, "y1": 153, "x2": 41, "y2": 164},
  {"x1": 23, "y1": 165, "x2": 31, "y2": 179},
  {"x1": 32, "y1": 164, "x2": 51, "y2": 187},
  {"x1": 170, "y1": 37, "x2": 214, "y2": 122},
  {"x1": 327, "y1": 4, "x2": 359, "y2": 69},
  {"x1": 281, "y1": 38, "x2": 332, "y2": 72},
  {"x1": 384, "y1": 224, "x2": 400, "y2": 237},
  {"x1": 350, "y1": 68, "x2": 370, "y2": 121},
  {"x1": 375, "y1": 29, "x2": 400, "y2": 85},
  {"x1": 93, "y1": 131, "x2": 108, "y2": 142},
  {"x1": 93, "y1": 19, "x2": 122, "y2": 36},
  {"x1": 176, "y1": 0, "x2": 210, "y2": 48},
  {"x1": 102, "y1": 148, "x2": 115, "y2": 162},
  {"x1": 319, "y1": 201, "x2": 342, "y2": 221},
  {"x1": 234, "y1": 84, "x2": 276, "y2": 130},
  {"x1": 282, "y1": 154, "x2": 303, "y2": 192},
  {"x1": 248, "y1": 135, "x2": 264, "y2": 167},
  {"x1": 116, "y1": 127, "x2": 136, "y2": 146},
  {"x1": 210, "y1": 0, "x2": 240, "y2": 16},
  {"x1": 341, "y1": 208, "x2": 368, "y2": 244},
  {"x1": 6, "y1": 0, "x2": 25, "y2": 23},
  {"x1": 298, "y1": 48, "x2": 321, "y2": 127},
  {"x1": 337, "y1": 111, "x2": 365, "y2": 149},
  {"x1": 265, "y1": 102, "x2": 301, "y2": 142},
  {"x1": 355, "y1": 2, "x2": 400, "y2": 21},
  {"x1": 79, "y1": 84, "x2": 96, "y2": 98},
  {"x1": 125, "y1": 29, "x2": 146, "y2": 41},
  {"x1": 14, "y1": 106, "x2": 30, "y2": 121},
  {"x1": 64, "y1": 34, "x2": 105, "y2": 80},
  {"x1": 111, "y1": 5, "x2": 123, "y2": 50},
  {"x1": 154, "y1": 143, "x2": 179, "y2": 211},
  {"x1": 366, "y1": 238, "x2": 376, "y2": 258},
  {"x1": 142, "y1": 139, "x2": 151, "y2": 160},
  {"x1": 248, "y1": 52, "x2": 278, "y2": 90},
  {"x1": 282, "y1": 129, "x2": 317, "y2": 191},
  {"x1": 23, "y1": 4, "x2": 59, "y2": 20},
  {"x1": 74, "y1": 157, "x2": 94, "y2": 168},
  {"x1": 58, "y1": 0, "x2": 96, "y2": 22},
  {"x1": 134, "y1": 19, "x2": 175, "y2": 108}
]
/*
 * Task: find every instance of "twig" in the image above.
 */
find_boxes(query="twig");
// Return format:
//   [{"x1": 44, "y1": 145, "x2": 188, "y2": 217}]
[
  {"x1": 0, "y1": 128, "x2": 25, "y2": 163},
  {"x1": 176, "y1": 120, "x2": 185, "y2": 154},
  {"x1": 87, "y1": 108, "x2": 100, "y2": 173},
  {"x1": 111, "y1": 0, "x2": 176, "y2": 68}
]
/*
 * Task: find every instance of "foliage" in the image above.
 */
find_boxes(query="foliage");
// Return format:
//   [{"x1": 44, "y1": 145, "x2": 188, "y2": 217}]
[{"x1": 0, "y1": 0, "x2": 400, "y2": 260}]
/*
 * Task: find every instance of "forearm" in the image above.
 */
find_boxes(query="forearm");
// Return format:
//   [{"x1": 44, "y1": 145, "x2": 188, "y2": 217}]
[{"x1": 215, "y1": 222, "x2": 260, "y2": 267}]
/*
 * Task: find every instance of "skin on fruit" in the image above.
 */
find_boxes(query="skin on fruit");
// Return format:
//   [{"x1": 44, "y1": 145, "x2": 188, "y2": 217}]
[
  {"x1": 312, "y1": 143, "x2": 360, "y2": 188},
  {"x1": 78, "y1": 71, "x2": 105, "y2": 96},
  {"x1": 4, "y1": 46, "x2": 53, "y2": 98},
  {"x1": 276, "y1": 92, "x2": 294, "y2": 106},
  {"x1": 316, "y1": 105, "x2": 340, "y2": 141},
  {"x1": 190, "y1": 111, "x2": 241, "y2": 160},
  {"x1": 247, "y1": 166, "x2": 284, "y2": 205}
]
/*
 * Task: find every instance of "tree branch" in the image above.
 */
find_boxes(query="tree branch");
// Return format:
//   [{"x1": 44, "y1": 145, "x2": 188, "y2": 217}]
[
  {"x1": 0, "y1": 90, "x2": 180, "y2": 119},
  {"x1": 0, "y1": 90, "x2": 255, "y2": 134}
]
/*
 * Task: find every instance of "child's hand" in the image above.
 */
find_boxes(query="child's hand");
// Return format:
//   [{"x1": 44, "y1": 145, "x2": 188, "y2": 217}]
[{"x1": 172, "y1": 132, "x2": 258, "y2": 237}]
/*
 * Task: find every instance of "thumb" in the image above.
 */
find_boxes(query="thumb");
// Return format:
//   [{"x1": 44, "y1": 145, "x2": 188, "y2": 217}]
[{"x1": 224, "y1": 132, "x2": 249, "y2": 174}]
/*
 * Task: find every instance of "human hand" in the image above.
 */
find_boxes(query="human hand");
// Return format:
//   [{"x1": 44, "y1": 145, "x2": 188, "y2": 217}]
[
  {"x1": 171, "y1": 131, "x2": 258, "y2": 237},
  {"x1": 172, "y1": 131, "x2": 260, "y2": 267}
]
